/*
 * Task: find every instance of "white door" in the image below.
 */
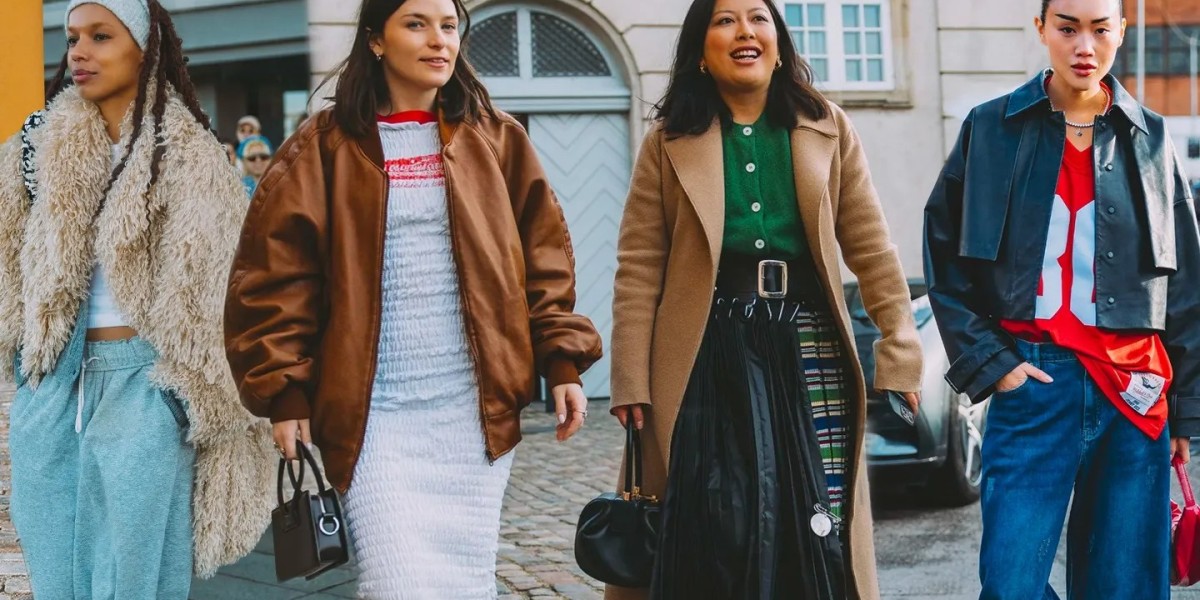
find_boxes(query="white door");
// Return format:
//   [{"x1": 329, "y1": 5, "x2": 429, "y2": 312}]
[{"x1": 528, "y1": 113, "x2": 631, "y2": 399}]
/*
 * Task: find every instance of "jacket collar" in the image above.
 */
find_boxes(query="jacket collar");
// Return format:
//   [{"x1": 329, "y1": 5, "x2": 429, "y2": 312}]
[
  {"x1": 357, "y1": 105, "x2": 462, "y2": 171},
  {"x1": 1005, "y1": 69, "x2": 1148, "y2": 134}
]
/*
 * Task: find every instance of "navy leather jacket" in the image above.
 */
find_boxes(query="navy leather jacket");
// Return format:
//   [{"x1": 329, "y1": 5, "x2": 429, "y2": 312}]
[{"x1": 923, "y1": 72, "x2": 1200, "y2": 437}]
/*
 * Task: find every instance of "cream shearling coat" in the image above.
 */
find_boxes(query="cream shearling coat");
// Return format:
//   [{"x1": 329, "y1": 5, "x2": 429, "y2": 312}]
[
  {"x1": 607, "y1": 103, "x2": 924, "y2": 599},
  {"x1": 0, "y1": 87, "x2": 274, "y2": 576}
]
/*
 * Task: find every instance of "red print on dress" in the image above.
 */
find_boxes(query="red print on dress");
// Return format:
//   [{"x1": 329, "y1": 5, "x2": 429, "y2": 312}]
[{"x1": 384, "y1": 154, "x2": 444, "y2": 188}]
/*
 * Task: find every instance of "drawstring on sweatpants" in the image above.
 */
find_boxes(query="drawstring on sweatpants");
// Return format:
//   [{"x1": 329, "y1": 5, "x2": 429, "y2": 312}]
[{"x1": 76, "y1": 356, "x2": 101, "y2": 433}]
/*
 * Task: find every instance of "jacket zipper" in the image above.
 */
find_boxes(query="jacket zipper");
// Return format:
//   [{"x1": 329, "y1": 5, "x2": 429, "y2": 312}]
[
  {"x1": 346, "y1": 163, "x2": 390, "y2": 493},
  {"x1": 441, "y1": 149, "x2": 495, "y2": 465}
]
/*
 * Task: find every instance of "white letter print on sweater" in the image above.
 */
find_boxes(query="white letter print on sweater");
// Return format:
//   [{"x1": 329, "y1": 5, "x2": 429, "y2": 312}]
[{"x1": 1035, "y1": 194, "x2": 1097, "y2": 326}]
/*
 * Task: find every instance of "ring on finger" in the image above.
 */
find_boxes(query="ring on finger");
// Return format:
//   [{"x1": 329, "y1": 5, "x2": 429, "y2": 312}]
[{"x1": 573, "y1": 409, "x2": 588, "y2": 418}]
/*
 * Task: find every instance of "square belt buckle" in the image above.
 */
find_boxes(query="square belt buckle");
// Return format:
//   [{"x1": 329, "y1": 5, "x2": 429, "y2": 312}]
[{"x1": 757, "y1": 260, "x2": 788, "y2": 299}]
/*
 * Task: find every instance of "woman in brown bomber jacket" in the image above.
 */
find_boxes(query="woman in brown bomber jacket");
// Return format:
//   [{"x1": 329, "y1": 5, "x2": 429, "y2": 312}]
[{"x1": 222, "y1": 0, "x2": 602, "y2": 595}]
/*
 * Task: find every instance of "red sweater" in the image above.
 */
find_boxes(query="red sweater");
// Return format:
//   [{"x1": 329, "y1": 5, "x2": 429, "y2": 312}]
[{"x1": 1001, "y1": 132, "x2": 1172, "y2": 439}]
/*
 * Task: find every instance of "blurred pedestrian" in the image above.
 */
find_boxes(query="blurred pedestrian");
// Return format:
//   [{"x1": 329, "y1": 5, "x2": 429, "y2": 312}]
[
  {"x1": 223, "y1": 0, "x2": 602, "y2": 597},
  {"x1": 608, "y1": 0, "x2": 921, "y2": 598},
  {"x1": 236, "y1": 114, "x2": 261, "y2": 142},
  {"x1": 237, "y1": 134, "x2": 272, "y2": 197},
  {"x1": 0, "y1": 1, "x2": 274, "y2": 598},
  {"x1": 924, "y1": 0, "x2": 1200, "y2": 597}
]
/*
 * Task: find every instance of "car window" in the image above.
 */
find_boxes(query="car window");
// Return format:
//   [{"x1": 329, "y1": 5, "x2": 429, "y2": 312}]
[
  {"x1": 912, "y1": 299, "x2": 934, "y2": 328},
  {"x1": 843, "y1": 284, "x2": 869, "y2": 319},
  {"x1": 845, "y1": 280, "x2": 932, "y2": 325}
]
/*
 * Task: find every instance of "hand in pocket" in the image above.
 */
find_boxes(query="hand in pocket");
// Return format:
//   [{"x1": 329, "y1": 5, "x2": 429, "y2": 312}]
[{"x1": 995, "y1": 362, "x2": 1053, "y2": 393}]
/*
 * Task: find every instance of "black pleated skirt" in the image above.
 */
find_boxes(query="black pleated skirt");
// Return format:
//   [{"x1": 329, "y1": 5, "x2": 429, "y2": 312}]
[{"x1": 650, "y1": 294, "x2": 849, "y2": 600}]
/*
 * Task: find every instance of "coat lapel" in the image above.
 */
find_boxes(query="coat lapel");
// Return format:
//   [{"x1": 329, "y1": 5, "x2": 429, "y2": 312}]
[
  {"x1": 19, "y1": 90, "x2": 111, "y2": 379},
  {"x1": 18, "y1": 86, "x2": 168, "y2": 382},
  {"x1": 790, "y1": 119, "x2": 838, "y2": 284},
  {"x1": 98, "y1": 83, "x2": 172, "y2": 324},
  {"x1": 663, "y1": 123, "x2": 725, "y2": 267}
]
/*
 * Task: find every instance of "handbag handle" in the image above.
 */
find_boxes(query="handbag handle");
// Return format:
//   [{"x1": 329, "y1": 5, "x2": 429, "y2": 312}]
[
  {"x1": 622, "y1": 423, "x2": 653, "y2": 501},
  {"x1": 1176, "y1": 455, "x2": 1196, "y2": 508},
  {"x1": 276, "y1": 440, "x2": 331, "y2": 507}
]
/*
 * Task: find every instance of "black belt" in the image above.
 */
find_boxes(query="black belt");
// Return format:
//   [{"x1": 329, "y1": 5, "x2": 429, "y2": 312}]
[{"x1": 714, "y1": 254, "x2": 825, "y2": 303}]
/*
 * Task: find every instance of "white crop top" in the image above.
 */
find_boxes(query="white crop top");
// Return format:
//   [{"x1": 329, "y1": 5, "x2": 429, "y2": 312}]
[{"x1": 86, "y1": 144, "x2": 129, "y2": 329}]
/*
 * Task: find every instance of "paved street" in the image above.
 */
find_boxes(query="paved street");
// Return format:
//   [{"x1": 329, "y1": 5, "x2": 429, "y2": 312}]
[
  {"x1": 190, "y1": 408, "x2": 619, "y2": 600},
  {"x1": 5, "y1": 390, "x2": 1200, "y2": 598},
  {"x1": 193, "y1": 408, "x2": 1200, "y2": 599}
]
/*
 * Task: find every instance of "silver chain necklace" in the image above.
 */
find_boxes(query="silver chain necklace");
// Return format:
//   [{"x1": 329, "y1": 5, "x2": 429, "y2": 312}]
[{"x1": 1050, "y1": 88, "x2": 1112, "y2": 137}]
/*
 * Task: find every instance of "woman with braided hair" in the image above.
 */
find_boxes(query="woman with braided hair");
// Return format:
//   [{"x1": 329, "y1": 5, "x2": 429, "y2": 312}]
[{"x1": 0, "y1": 1, "x2": 275, "y2": 598}]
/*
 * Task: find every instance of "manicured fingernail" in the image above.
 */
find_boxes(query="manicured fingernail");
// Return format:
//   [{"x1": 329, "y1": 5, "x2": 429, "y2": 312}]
[{"x1": 558, "y1": 413, "x2": 566, "y2": 425}]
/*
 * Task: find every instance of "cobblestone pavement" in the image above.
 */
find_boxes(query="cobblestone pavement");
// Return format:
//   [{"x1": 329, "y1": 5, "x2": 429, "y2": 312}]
[
  {"x1": 0, "y1": 391, "x2": 623, "y2": 600},
  {"x1": 192, "y1": 406, "x2": 621, "y2": 599},
  {"x1": 490, "y1": 409, "x2": 620, "y2": 600}
]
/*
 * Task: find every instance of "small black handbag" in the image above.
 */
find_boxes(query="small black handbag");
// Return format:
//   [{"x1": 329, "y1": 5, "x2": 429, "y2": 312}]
[
  {"x1": 574, "y1": 422, "x2": 661, "y2": 588},
  {"x1": 272, "y1": 440, "x2": 350, "y2": 582}
]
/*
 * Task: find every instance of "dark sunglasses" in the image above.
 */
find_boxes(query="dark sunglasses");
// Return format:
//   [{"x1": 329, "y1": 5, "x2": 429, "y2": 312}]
[{"x1": 245, "y1": 154, "x2": 271, "y2": 162}]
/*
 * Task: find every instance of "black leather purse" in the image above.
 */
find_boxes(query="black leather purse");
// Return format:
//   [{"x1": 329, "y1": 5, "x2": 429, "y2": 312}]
[
  {"x1": 574, "y1": 423, "x2": 661, "y2": 587},
  {"x1": 272, "y1": 440, "x2": 350, "y2": 582}
]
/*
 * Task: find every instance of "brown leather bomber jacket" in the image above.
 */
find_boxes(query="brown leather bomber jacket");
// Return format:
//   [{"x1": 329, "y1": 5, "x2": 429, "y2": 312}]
[{"x1": 224, "y1": 109, "x2": 603, "y2": 492}]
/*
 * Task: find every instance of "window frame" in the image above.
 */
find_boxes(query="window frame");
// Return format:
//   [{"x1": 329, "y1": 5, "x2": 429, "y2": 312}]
[
  {"x1": 782, "y1": 0, "x2": 895, "y2": 91},
  {"x1": 466, "y1": 4, "x2": 630, "y2": 112},
  {"x1": 776, "y1": 0, "x2": 912, "y2": 107}
]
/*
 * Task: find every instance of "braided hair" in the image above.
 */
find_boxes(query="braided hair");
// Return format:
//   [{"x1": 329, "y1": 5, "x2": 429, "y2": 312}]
[{"x1": 45, "y1": 0, "x2": 209, "y2": 197}]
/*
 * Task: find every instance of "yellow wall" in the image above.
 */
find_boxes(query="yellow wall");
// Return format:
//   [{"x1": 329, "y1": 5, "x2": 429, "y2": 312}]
[{"x1": 1, "y1": 1, "x2": 45, "y2": 139}]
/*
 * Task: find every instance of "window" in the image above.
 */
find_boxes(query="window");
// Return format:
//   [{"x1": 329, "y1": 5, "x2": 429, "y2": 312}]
[
  {"x1": 530, "y1": 12, "x2": 610, "y2": 77},
  {"x1": 466, "y1": 8, "x2": 611, "y2": 79},
  {"x1": 1112, "y1": 26, "x2": 1200, "y2": 77},
  {"x1": 783, "y1": 1, "x2": 894, "y2": 91},
  {"x1": 469, "y1": 11, "x2": 520, "y2": 77},
  {"x1": 462, "y1": 6, "x2": 630, "y2": 112}
]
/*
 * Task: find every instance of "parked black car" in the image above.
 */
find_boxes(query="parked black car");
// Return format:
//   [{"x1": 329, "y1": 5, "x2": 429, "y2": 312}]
[{"x1": 844, "y1": 280, "x2": 987, "y2": 506}]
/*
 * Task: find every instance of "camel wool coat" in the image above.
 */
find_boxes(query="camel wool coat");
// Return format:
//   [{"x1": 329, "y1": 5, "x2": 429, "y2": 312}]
[{"x1": 607, "y1": 102, "x2": 923, "y2": 600}]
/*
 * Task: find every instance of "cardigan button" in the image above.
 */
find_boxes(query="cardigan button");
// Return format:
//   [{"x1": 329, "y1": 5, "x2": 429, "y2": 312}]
[
  {"x1": 743, "y1": 126, "x2": 753, "y2": 136},
  {"x1": 1107, "y1": 297, "x2": 1116, "y2": 305},
  {"x1": 1107, "y1": 206, "x2": 1116, "y2": 214},
  {"x1": 1104, "y1": 163, "x2": 1114, "y2": 171},
  {"x1": 1106, "y1": 251, "x2": 1115, "y2": 259},
  {"x1": 755, "y1": 239, "x2": 766, "y2": 250},
  {"x1": 751, "y1": 202, "x2": 762, "y2": 212},
  {"x1": 746, "y1": 163, "x2": 756, "y2": 173}
]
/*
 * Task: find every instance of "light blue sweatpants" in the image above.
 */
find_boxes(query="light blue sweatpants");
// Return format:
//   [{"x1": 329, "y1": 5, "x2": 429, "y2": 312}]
[{"x1": 9, "y1": 315, "x2": 195, "y2": 600}]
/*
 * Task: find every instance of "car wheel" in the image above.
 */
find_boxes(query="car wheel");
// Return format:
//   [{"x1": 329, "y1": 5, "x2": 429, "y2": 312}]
[{"x1": 927, "y1": 390, "x2": 985, "y2": 506}]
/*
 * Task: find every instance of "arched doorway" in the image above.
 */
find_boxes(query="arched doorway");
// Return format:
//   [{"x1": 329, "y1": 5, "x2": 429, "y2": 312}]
[{"x1": 466, "y1": 3, "x2": 634, "y2": 399}]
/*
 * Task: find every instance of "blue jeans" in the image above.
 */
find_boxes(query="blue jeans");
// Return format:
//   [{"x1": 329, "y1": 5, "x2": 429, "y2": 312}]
[
  {"x1": 979, "y1": 339, "x2": 1170, "y2": 600},
  {"x1": 9, "y1": 310, "x2": 194, "y2": 600}
]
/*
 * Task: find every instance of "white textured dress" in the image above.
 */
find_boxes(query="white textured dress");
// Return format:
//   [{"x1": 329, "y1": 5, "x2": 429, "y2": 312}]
[{"x1": 342, "y1": 112, "x2": 516, "y2": 600}]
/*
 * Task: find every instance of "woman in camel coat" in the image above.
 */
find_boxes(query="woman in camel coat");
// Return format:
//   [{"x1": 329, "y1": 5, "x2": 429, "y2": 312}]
[{"x1": 607, "y1": 1, "x2": 923, "y2": 598}]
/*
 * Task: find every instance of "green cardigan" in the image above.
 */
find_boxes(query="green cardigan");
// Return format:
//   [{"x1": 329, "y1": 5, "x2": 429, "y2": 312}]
[{"x1": 721, "y1": 114, "x2": 807, "y2": 259}]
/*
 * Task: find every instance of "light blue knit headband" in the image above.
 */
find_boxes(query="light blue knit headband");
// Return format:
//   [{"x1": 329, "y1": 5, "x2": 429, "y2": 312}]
[{"x1": 65, "y1": 0, "x2": 151, "y2": 51}]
